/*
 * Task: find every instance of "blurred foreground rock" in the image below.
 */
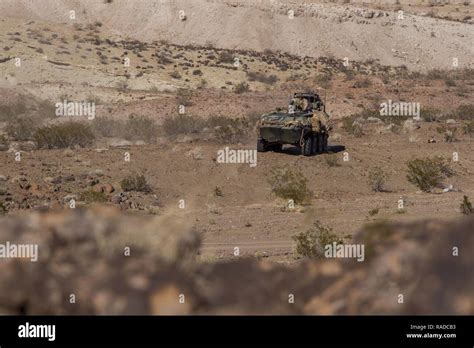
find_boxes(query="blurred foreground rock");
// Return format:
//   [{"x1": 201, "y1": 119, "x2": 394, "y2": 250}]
[{"x1": 0, "y1": 207, "x2": 472, "y2": 315}]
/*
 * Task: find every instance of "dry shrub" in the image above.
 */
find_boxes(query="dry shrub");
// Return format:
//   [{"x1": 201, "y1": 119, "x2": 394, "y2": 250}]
[
  {"x1": 293, "y1": 221, "x2": 344, "y2": 259},
  {"x1": 34, "y1": 122, "x2": 95, "y2": 149},
  {"x1": 268, "y1": 166, "x2": 312, "y2": 204},
  {"x1": 368, "y1": 166, "x2": 388, "y2": 192},
  {"x1": 120, "y1": 173, "x2": 152, "y2": 193},
  {"x1": 406, "y1": 157, "x2": 453, "y2": 192}
]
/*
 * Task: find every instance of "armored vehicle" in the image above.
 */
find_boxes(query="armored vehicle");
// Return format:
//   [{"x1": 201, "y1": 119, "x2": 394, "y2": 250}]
[{"x1": 256, "y1": 92, "x2": 331, "y2": 156}]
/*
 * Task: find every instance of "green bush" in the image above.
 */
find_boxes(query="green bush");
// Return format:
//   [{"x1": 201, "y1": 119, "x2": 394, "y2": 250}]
[
  {"x1": 34, "y1": 122, "x2": 95, "y2": 149},
  {"x1": 268, "y1": 166, "x2": 312, "y2": 204},
  {"x1": 292, "y1": 221, "x2": 344, "y2": 259},
  {"x1": 406, "y1": 157, "x2": 452, "y2": 192},
  {"x1": 120, "y1": 174, "x2": 152, "y2": 193}
]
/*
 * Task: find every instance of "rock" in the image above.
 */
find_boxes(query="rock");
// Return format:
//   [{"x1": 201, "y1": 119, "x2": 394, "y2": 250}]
[
  {"x1": 112, "y1": 192, "x2": 128, "y2": 204},
  {"x1": 0, "y1": 186, "x2": 8, "y2": 195},
  {"x1": 11, "y1": 175, "x2": 27, "y2": 184},
  {"x1": 446, "y1": 119, "x2": 456, "y2": 124},
  {"x1": 92, "y1": 183, "x2": 114, "y2": 194},
  {"x1": 366, "y1": 117, "x2": 382, "y2": 123},
  {"x1": 19, "y1": 181, "x2": 31, "y2": 190},
  {"x1": 0, "y1": 175, "x2": 7, "y2": 182},
  {"x1": 363, "y1": 11, "x2": 374, "y2": 19},
  {"x1": 95, "y1": 148, "x2": 108, "y2": 153},
  {"x1": 185, "y1": 147, "x2": 203, "y2": 160},
  {"x1": 19, "y1": 141, "x2": 37, "y2": 151},
  {"x1": 329, "y1": 133, "x2": 342, "y2": 141},
  {"x1": 0, "y1": 209, "x2": 472, "y2": 314},
  {"x1": 403, "y1": 119, "x2": 420, "y2": 133},
  {"x1": 110, "y1": 140, "x2": 133, "y2": 148},
  {"x1": 0, "y1": 144, "x2": 8, "y2": 151},
  {"x1": 135, "y1": 140, "x2": 146, "y2": 146},
  {"x1": 63, "y1": 194, "x2": 77, "y2": 203},
  {"x1": 90, "y1": 169, "x2": 105, "y2": 177},
  {"x1": 176, "y1": 135, "x2": 193, "y2": 143},
  {"x1": 63, "y1": 148, "x2": 74, "y2": 157},
  {"x1": 43, "y1": 176, "x2": 55, "y2": 184}
]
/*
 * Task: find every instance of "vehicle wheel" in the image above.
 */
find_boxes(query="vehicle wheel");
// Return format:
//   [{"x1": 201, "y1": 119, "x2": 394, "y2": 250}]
[
  {"x1": 317, "y1": 133, "x2": 324, "y2": 153},
  {"x1": 311, "y1": 134, "x2": 318, "y2": 155},
  {"x1": 323, "y1": 133, "x2": 328, "y2": 152},
  {"x1": 270, "y1": 144, "x2": 282, "y2": 152},
  {"x1": 302, "y1": 136, "x2": 312, "y2": 156},
  {"x1": 257, "y1": 138, "x2": 268, "y2": 152}
]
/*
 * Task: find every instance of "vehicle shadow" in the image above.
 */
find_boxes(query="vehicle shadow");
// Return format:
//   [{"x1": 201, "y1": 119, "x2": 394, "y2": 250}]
[{"x1": 274, "y1": 144, "x2": 346, "y2": 156}]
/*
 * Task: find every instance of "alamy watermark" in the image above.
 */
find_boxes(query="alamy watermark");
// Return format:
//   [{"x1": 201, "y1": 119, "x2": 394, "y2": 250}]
[
  {"x1": 324, "y1": 242, "x2": 365, "y2": 262},
  {"x1": 0, "y1": 242, "x2": 38, "y2": 262},
  {"x1": 380, "y1": 100, "x2": 420, "y2": 120},
  {"x1": 216, "y1": 147, "x2": 257, "y2": 167},
  {"x1": 55, "y1": 100, "x2": 96, "y2": 120}
]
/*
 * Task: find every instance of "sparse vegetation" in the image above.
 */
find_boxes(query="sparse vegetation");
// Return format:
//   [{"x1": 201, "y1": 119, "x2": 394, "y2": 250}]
[
  {"x1": 92, "y1": 117, "x2": 120, "y2": 137},
  {"x1": 268, "y1": 166, "x2": 312, "y2": 205},
  {"x1": 34, "y1": 122, "x2": 95, "y2": 149},
  {"x1": 217, "y1": 51, "x2": 234, "y2": 64},
  {"x1": 342, "y1": 117, "x2": 363, "y2": 137},
  {"x1": 162, "y1": 114, "x2": 205, "y2": 135},
  {"x1": 0, "y1": 100, "x2": 28, "y2": 122},
  {"x1": 353, "y1": 77, "x2": 372, "y2": 88},
  {"x1": 234, "y1": 82, "x2": 250, "y2": 94},
  {"x1": 123, "y1": 115, "x2": 158, "y2": 142},
  {"x1": 214, "y1": 186, "x2": 223, "y2": 197},
  {"x1": 325, "y1": 154, "x2": 340, "y2": 167},
  {"x1": 314, "y1": 73, "x2": 332, "y2": 89},
  {"x1": 368, "y1": 166, "x2": 388, "y2": 192},
  {"x1": 460, "y1": 195, "x2": 473, "y2": 215},
  {"x1": 436, "y1": 125, "x2": 458, "y2": 143},
  {"x1": 292, "y1": 221, "x2": 345, "y2": 259},
  {"x1": 0, "y1": 202, "x2": 7, "y2": 215},
  {"x1": 176, "y1": 88, "x2": 194, "y2": 107},
  {"x1": 6, "y1": 116, "x2": 37, "y2": 141},
  {"x1": 406, "y1": 157, "x2": 452, "y2": 192},
  {"x1": 80, "y1": 190, "x2": 108, "y2": 203},
  {"x1": 463, "y1": 120, "x2": 474, "y2": 137},
  {"x1": 368, "y1": 208, "x2": 379, "y2": 216},
  {"x1": 116, "y1": 80, "x2": 128, "y2": 92},
  {"x1": 362, "y1": 220, "x2": 394, "y2": 259},
  {"x1": 247, "y1": 71, "x2": 278, "y2": 85},
  {"x1": 120, "y1": 174, "x2": 152, "y2": 193}
]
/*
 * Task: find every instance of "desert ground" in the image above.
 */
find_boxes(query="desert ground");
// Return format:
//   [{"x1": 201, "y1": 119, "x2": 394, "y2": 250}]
[{"x1": 0, "y1": 0, "x2": 473, "y2": 314}]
